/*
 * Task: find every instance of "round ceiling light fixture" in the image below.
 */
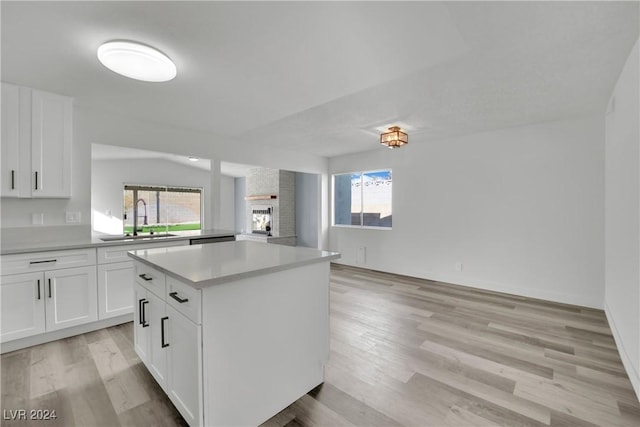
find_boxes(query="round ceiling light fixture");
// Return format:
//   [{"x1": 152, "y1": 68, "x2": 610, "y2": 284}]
[{"x1": 97, "y1": 40, "x2": 177, "y2": 82}]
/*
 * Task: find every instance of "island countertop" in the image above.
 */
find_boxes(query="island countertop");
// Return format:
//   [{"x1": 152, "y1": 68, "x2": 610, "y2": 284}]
[{"x1": 128, "y1": 240, "x2": 340, "y2": 288}]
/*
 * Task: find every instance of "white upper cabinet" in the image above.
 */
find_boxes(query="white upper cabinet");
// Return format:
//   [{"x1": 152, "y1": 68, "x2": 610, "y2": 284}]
[
  {"x1": 31, "y1": 89, "x2": 72, "y2": 198},
  {"x1": 1, "y1": 83, "x2": 29, "y2": 197},
  {"x1": 1, "y1": 82, "x2": 72, "y2": 198}
]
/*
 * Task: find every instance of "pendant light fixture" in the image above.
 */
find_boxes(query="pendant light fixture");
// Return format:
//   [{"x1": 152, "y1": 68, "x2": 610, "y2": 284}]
[
  {"x1": 97, "y1": 40, "x2": 177, "y2": 82},
  {"x1": 380, "y1": 126, "x2": 408, "y2": 149}
]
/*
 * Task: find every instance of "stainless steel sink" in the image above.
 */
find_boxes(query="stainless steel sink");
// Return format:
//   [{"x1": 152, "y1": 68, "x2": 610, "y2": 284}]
[{"x1": 100, "y1": 233, "x2": 176, "y2": 242}]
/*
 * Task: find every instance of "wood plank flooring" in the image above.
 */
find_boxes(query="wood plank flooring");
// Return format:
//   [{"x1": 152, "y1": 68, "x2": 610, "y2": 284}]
[{"x1": 2, "y1": 264, "x2": 639, "y2": 426}]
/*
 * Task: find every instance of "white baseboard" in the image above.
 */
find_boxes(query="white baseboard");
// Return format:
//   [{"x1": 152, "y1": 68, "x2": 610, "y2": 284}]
[
  {"x1": 334, "y1": 260, "x2": 603, "y2": 309},
  {"x1": 424, "y1": 271, "x2": 603, "y2": 309},
  {"x1": 604, "y1": 302, "x2": 640, "y2": 402},
  {"x1": 0, "y1": 314, "x2": 133, "y2": 354}
]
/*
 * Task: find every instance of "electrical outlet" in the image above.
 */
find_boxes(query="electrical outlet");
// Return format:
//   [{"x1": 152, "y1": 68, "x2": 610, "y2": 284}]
[
  {"x1": 356, "y1": 246, "x2": 366, "y2": 265},
  {"x1": 455, "y1": 262, "x2": 464, "y2": 272},
  {"x1": 66, "y1": 211, "x2": 81, "y2": 224},
  {"x1": 32, "y1": 213, "x2": 44, "y2": 225}
]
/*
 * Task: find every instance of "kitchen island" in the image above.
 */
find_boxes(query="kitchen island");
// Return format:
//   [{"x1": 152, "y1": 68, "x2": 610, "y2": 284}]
[{"x1": 128, "y1": 241, "x2": 340, "y2": 427}]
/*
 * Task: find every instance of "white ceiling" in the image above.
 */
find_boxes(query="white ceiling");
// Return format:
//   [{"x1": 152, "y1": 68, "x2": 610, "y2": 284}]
[{"x1": 2, "y1": 1, "x2": 638, "y2": 157}]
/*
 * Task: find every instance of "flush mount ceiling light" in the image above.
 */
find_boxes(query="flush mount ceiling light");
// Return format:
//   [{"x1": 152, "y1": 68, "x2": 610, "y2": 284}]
[
  {"x1": 188, "y1": 157, "x2": 199, "y2": 162},
  {"x1": 97, "y1": 40, "x2": 177, "y2": 82},
  {"x1": 380, "y1": 126, "x2": 408, "y2": 149}
]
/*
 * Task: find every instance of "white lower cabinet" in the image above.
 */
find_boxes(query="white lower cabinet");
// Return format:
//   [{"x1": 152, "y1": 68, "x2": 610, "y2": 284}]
[
  {"x1": 133, "y1": 270, "x2": 202, "y2": 427},
  {"x1": 97, "y1": 261, "x2": 134, "y2": 319},
  {"x1": 133, "y1": 283, "x2": 150, "y2": 364},
  {"x1": 0, "y1": 241, "x2": 191, "y2": 352},
  {"x1": 134, "y1": 283, "x2": 169, "y2": 388},
  {"x1": 147, "y1": 290, "x2": 168, "y2": 389},
  {"x1": 45, "y1": 266, "x2": 97, "y2": 331},
  {"x1": 166, "y1": 305, "x2": 202, "y2": 427},
  {"x1": 0, "y1": 266, "x2": 97, "y2": 342},
  {"x1": 0, "y1": 272, "x2": 46, "y2": 342},
  {"x1": 97, "y1": 241, "x2": 188, "y2": 321}
]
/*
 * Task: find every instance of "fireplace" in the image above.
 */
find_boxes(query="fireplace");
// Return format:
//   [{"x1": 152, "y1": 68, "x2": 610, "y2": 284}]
[{"x1": 251, "y1": 205, "x2": 272, "y2": 235}]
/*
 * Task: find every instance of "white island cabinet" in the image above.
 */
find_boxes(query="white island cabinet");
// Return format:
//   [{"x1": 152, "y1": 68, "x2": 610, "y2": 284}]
[{"x1": 128, "y1": 241, "x2": 340, "y2": 427}]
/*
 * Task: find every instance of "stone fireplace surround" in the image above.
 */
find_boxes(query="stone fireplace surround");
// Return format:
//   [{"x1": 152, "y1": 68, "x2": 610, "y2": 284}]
[{"x1": 236, "y1": 167, "x2": 296, "y2": 246}]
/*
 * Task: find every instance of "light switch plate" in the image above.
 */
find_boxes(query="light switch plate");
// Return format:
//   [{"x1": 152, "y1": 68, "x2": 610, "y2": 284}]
[{"x1": 66, "y1": 211, "x2": 81, "y2": 224}]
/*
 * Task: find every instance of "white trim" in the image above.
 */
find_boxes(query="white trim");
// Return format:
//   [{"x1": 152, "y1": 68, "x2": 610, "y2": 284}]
[
  {"x1": 331, "y1": 224, "x2": 392, "y2": 231},
  {"x1": 604, "y1": 301, "x2": 640, "y2": 402}
]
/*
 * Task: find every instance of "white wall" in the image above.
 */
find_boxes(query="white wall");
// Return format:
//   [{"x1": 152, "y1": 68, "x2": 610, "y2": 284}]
[
  {"x1": 329, "y1": 115, "x2": 605, "y2": 308},
  {"x1": 234, "y1": 177, "x2": 246, "y2": 233},
  {"x1": 605, "y1": 39, "x2": 639, "y2": 399},
  {"x1": 219, "y1": 174, "x2": 235, "y2": 231},
  {"x1": 296, "y1": 172, "x2": 320, "y2": 248},
  {"x1": 91, "y1": 157, "x2": 232, "y2": 233},
  {"x1": 1, "y1": 105, "x2": 328, "y2": 229}
]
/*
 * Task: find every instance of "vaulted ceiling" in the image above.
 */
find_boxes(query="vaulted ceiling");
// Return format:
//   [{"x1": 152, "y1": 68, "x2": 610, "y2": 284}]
[{"x1": 2, "y1": 1, "x2": 638, "y2": 157}]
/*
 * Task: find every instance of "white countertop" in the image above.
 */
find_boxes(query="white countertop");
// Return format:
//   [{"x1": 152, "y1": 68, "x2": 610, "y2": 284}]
[
  {"x1": 0, "y1": 226, "x2": 237, "y2": 255},
  {"x1": 128, "y1": 240, "x2": 341, "y2": 288}
]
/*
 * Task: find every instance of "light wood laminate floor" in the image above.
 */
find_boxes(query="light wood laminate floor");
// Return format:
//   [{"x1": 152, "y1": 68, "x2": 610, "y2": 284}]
[{"x1": 2, "y1": 264, "x2": 639, "y2": 426}]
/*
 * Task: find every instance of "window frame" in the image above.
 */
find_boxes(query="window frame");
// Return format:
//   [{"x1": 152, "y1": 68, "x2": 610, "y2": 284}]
[
  {"x1": 331, "y1": 168, "x2": 393, "y2": 230},
  {"x1": 123, "y1": 183, "x2": 204, "y2": 235}
]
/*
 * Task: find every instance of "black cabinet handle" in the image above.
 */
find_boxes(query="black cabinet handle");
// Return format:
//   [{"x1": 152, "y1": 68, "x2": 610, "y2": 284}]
[
  {"x1": 161, "y1": 316, "x2": 169, "y2": 348},
  {"x1": 29, "y1": 259, "x2": 57, "y2": 265},
  {"x1": 141, "y1": 301, "x2": 149, "y2": 327},
  {"x1": 169, "y1": 292, "x2": 189, "y2": 303},
  {"x1": 138, "y1": 273, "x2": 153, "y2": 281},
  {"x1": 11, "y1": 170, "x2": 15, "y2": 190},
  {"x1": 36, "y1": 279, "x2": 41, "y2": 300},
  {"x1": 34, "y1": 171, "x2": 38, "y2": 190},
  {"x1": 48, "y1": 278, "x2": 52, "y2": 298},
  {"x1": 138, "y1": 298, "x2": 146, "y2": 325}
]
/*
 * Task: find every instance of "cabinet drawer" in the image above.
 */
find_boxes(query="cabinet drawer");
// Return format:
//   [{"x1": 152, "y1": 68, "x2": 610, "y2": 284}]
[
  {"x1": 1, "y1": 248, "x2": 97, "y2": 276},
  {"x1": 134, "y1": 262, "x2": 166, "y2": 298},
  {"x1": 97, "y1": 240, "x2": 188, "y2": 264},
  {"x1": 167, "y1": 276, "x2": 201, "y2": 324}
]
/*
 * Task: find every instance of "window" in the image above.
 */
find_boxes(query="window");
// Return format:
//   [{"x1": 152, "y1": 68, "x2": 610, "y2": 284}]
[
  {"x1": 123, "y1": 184, "x2": 202, "y2": 235},
  {"x1": 333, "y1": 169, "x2": 392, "y2": 228}
]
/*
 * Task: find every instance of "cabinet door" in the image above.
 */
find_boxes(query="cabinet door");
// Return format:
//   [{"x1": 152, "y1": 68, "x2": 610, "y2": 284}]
[
  {"x1": 1, "y1": 83, "x2": 30, "y2": 198},
  {"x1": 31, "y1": 89, "x2": 72, "y2": 198},
  {"x1": 0, "y1": 272, "x2": 45, "y2": 342},
  {"x1": 97, "y1": 261, "x2": 134, "y2": 320},
  {"x1": 147, "y1": 291, "x2": 168, "y2": 391},
  {"x1": 1, "y1": 82, "x2": 20, "y2": 197},
  {"x1": 134, "y1": 283, "x2": 150, "y2": 364},
  {"x1": 44, "y1": 266, "x2": 97, "y2": 331},
  {"x1": 167, "y1": 305, "x2": 202, "y2": 426}
]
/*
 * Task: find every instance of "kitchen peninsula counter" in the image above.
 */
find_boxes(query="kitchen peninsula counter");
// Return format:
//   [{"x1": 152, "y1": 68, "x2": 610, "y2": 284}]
[
  {"x1": 0, "y1": 226, "x2": 237, "y2": 255},
  {"x1": 127, "y1": 241, "x2": 339, "y2": 426}
]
